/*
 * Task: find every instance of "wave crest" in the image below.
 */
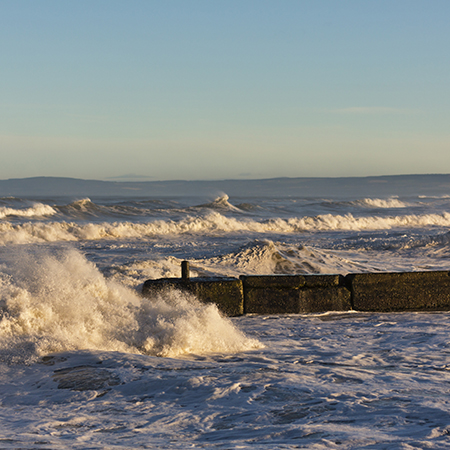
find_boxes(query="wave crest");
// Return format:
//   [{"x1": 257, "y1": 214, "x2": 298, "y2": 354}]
[
  {"x1": 2, "y1": 211, "x2": 450, "y2": 245},
  {"x1": 57, "y1": 198, "x2": 105, "y2": 217},
  {"x1": 197, "y1": 194, "x2": 242, "y2": 212},
  {"x1": 0, "y1": 203, "x2": 56, "y2": 219},
  {"x1": 352, "y1": 198, "x2": 408, "y2": 208},
  {"x1": 191, "y1": 240, "x2": 366, "y2": 276},
  {"x1": 0, "y1": 249, "x2": 261, "y2": 362}
]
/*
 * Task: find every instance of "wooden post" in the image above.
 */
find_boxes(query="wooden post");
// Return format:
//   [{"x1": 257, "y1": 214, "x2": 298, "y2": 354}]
[{"x1": 181, "y1": 261, "x2": 190, "y2": 280}]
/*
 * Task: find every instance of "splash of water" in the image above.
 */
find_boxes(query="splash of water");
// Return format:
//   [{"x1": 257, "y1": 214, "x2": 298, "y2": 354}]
[{"x1": 0, "y1": 248, "x2": 261, "y2": 363}]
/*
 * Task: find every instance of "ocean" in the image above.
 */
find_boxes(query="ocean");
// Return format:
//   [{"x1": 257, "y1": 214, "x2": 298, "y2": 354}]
[{"x1": 1, "y1": 176, "x2": 450, "y2": 449}]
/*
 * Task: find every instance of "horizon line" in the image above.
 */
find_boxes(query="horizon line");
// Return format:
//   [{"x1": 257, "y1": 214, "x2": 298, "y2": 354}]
[{"x1": 1, "y1": 173, "x2": 450, "y2": 184}]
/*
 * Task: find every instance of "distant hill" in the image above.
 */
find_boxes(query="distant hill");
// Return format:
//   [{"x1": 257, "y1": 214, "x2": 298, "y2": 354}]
[{"x1": 1, "y1": 175, "x2": 450, "y2": 198}]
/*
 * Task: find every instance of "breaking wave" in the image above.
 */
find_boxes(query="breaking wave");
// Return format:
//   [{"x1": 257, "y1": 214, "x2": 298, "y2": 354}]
[
  {"x1": 350, "y1": 197, "x2": 408, "y2": 208},
  {"x1": 188, "y1": 240, "x2": 387, "y2": 277},
  {"x1": 323, "y1": 197, "x2": 409, "y2": 209},
  {"x1": 55, "y1": 198, "x2": 171, "y2": 219},
  {"x1": 0, "y1": 203, "x2": 56, "y2": 219},
  {"x1": 55, "y1": 198, "x2": 107, "y2": 218},
  {"x1": 2, "y1": 211, "x2": 450, "y2": 245},
  {"x1": 196, "y1": 194, "x2": 242, "y2": 212},
  {"x1": 110, "y1": 235, "x2": 450, "y2": 286},
  {"x1": 194, "y1": 240, "x2": 347, "y2": 276},
  {"x1": 0, "y1": 248, "x2": 260, "y2": 363},
  {"x1": 63, "y1": 198, "x2": 99, "y2": 212}
]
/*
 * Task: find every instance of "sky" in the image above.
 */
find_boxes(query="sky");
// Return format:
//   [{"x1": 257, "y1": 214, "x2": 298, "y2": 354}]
[{"x1": 1, "y1": 0, "x2": 449, "y2": 181}]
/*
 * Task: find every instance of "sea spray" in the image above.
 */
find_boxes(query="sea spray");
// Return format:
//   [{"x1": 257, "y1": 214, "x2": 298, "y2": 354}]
[
  {"x1": 196, "y1": 194, "x2": 244, "y2": 212},
  {"x1": 0, "y1": 248, "x2": 260, "y2": 363},
  {"x1": 137, "y1": 290, "x2": 260, "y2": 357},
  {"x1": 2, "y1": 182, "x2": 450, "y2": 447},
  {"x1": 3, "y1": 212, "x2": 450, "y2": 245}
]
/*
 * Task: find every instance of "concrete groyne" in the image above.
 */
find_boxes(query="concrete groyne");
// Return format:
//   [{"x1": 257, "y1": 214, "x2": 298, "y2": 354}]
[{"x1": 142, "y1": 262, "x2": 450, "y2": 316}]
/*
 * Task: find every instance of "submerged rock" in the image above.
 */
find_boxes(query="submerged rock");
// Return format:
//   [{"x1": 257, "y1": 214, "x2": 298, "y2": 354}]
[{"x1": 53, "y1": 366, "x2": 120, "y2": 391}]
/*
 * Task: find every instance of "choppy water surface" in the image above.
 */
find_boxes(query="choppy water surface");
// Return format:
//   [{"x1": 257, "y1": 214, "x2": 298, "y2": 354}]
[{"x1": 1, "y1": 181, "x2": 450, "y2": 448}]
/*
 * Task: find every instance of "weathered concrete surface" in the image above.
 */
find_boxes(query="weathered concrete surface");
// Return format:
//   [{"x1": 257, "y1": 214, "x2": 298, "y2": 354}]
[
  {"x1": 347, "y1": 271, "x2": 450, "y2": 311},
  {"x1": 142, "y1": 269, "x2": 450, "y2": 316},
  {"x1": 142, "y1": 278, "x2": 244, "y2": 317},
  {"x1": 242, "y1": 275, "x2": 306, "y2": 290},
  {"x1": 241, "y1": 274, "x2": 351, "y2": 314}
]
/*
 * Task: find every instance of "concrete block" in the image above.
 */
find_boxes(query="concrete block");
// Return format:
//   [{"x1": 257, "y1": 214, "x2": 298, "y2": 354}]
[
  {"x1": 194, "y1": 278, "x2": 244, "y2": 316},
  {"x1": 241, "y1": 274, "x2": 351, "y2": 314},
  {"x1": 241, "y1": 275, "x2": 305, "y2": 289},
  {"x1": 244, "y1": 288, "x2": 300, "y2": 314},
  {"x1": 347, "y1": 271, "x2": 450, "y2": 312},
  {"x1": 298, "y1": 286, "x2": 351, "y2": 313},
  {"x1": 304, "y1": 274, "x2": 342, "y2": 288},
  {"x1": 142, "y1": 277, "x2": 244, "y2": 316}
]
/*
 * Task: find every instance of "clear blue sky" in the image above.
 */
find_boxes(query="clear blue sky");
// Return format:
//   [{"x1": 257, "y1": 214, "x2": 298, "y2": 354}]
[{"x1": 1, "y1": 0, "x2": 449, "y2": 181}]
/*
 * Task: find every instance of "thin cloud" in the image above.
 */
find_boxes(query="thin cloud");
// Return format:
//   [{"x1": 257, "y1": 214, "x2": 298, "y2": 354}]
[{"x1": 330, "y1": 107, "x2": 420, "y2": 115}]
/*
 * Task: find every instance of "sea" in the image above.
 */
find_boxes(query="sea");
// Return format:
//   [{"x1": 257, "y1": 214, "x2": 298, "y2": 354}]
[{"x1": 1, "y1": 176, "x2": 450, "y2": 449}]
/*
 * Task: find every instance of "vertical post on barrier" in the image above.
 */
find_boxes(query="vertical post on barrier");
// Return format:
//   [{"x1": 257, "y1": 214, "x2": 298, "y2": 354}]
[{"x1": 181, "y1": 261, "x2": 190, "y2": 280}]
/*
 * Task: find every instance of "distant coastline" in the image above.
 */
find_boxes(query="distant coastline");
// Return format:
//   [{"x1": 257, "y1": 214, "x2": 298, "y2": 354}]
[{"x1": 1, "y1": 174, "x2": 450, "y2": 198}]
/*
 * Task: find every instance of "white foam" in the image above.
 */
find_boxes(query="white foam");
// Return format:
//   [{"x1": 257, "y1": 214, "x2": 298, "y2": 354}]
[
  {"x1": 187, "y1": 240, "x2": 389, "y2": 277},
  {"x1": 419, "y1": 195, "x2": 450, "y2": 199},
  {"x1": 0, "y1": 203, "x2": 56, "y2": 219},
  {"x1": 0, "y1": 248, "x2": 260, "y2": 363},
  {"x1": 2, "y1": 212, "x2": 450, "y2": 245},
  {"x1": 1, "y1": 312, "x2": 449, "y2": 449},
  {"x1": 351, "y1": 197, "x2": 408, "y2": 208}
]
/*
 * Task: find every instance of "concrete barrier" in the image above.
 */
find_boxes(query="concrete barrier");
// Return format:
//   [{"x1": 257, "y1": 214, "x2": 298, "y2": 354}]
[
  {"x1": 141, "y1": 263, "x2": 450, "y2": 316},
  {"x1": 142, "y1": 277, "x2": 244, "y2": 317},
  {"x1": 240, "y1": 274, "x2": 351, "y2": 314},
  {"x1": 347, "y1": 271, "x2": 450, "y2": 312}
]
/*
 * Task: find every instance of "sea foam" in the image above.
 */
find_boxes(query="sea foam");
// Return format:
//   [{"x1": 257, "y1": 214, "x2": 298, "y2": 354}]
[
  {"x1": 0, "y1": 203, "x2": 56, "y2": 219},
  {"x1": 0, "y1": 248, "x2": 260, "y2": 363},
  {"x1": 2, "y1": 212, "x2": 450, "y2": 245},
  {"x1": 351, "y1": 197, "x2": 408, "y2": 208}
]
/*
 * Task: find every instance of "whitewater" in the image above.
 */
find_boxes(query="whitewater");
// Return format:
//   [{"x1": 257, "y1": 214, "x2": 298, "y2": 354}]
[{"x1": 1, "y1": 179, "x2": 450, "y2": 448}]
